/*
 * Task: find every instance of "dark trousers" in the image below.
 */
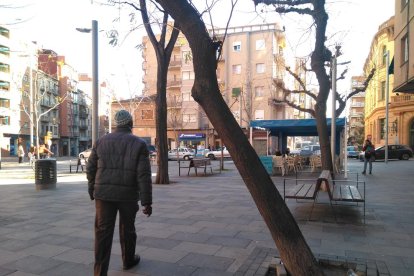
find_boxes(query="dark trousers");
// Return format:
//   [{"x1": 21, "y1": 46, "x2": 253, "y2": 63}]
[{"x1": 94, "y1": 199, "x2": 138, "y2": 276}]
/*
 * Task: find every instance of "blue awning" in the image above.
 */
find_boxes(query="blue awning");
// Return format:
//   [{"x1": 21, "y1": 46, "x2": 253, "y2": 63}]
[
  {"x1": 178, "y1": 133, "x2": 206, "y2": 141},
  {"x1": 250, "y1": 118, "x2": 345, "y2": 136}
]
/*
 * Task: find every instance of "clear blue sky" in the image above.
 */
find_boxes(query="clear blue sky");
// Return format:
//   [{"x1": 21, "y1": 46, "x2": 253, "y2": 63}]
[{"x1": 1, "y1": 0, "x2": 395, "y2": 102}]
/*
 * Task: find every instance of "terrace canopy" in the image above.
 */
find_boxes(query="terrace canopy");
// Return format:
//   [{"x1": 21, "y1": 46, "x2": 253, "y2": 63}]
[{"x1": 249, "y1": 118, "x2": 346, "y2": 154}]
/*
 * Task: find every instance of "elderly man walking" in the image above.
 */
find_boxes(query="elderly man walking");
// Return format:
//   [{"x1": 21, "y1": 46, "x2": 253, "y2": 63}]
[{"x1": 87, "y1": 109, "x2": 152, "y2": 276}]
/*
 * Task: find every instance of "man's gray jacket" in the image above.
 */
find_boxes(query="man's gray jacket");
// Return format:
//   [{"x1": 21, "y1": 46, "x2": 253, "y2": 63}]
[{"x1": 86, "y1": 126, "x2": 152, "y2": 206}]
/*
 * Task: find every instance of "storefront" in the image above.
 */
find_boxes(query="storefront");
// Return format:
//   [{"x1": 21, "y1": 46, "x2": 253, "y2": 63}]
[{"x1": 178, "y1": 133, "x2": 206, "y2": 153}]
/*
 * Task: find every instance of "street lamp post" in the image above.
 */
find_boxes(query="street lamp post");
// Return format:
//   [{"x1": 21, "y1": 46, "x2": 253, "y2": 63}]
[{"x1": 76, "y1": 20, "x2": 99, "y2": 146}]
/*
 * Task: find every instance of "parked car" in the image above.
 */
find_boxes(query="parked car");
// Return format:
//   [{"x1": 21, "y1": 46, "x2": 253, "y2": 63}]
[
  {"x1": 147, "y1": 144, "x2": 157, "y2": 157},
  {"x1": 204, "y1": 147, "x2": 231, "y2": 160},
  {"x1": 79, "y1": 148, "x2": 92, "y2": 159},
  {"x1": 299, "y1": 144, "x2": 320, "y2": 156},
  {"x1": 168, "y1": 147, "x2": 195, "y2": 160},
  {"x1": 347, "y1": 145, "x2": 360, "y2": 159},
  {"x1": 359, "y1": 144, "x2": 413, "y2": 161}
]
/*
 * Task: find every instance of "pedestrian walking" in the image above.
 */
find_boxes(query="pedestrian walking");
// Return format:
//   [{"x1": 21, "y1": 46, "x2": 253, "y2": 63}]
[
  {"x1": 17, "y1": 144, "x2": 25, "y2": 163},
  {"x1": 86, "y1": 109, "x2": 152, "y2": 276},
  {"x1": 362, "y1": 134, "x2": 375, "y2": 175}
]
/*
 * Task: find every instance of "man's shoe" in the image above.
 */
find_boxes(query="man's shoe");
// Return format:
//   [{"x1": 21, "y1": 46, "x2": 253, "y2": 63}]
[
  {"x1": 362, "y1": 171, "x2": 366, "y2": 174},
  {"x1": 369, "y1": 172, "x2": 372, "y2": 174},
  {"x1": 123, "y1": 255, "x2": 140, "y2": 270}
]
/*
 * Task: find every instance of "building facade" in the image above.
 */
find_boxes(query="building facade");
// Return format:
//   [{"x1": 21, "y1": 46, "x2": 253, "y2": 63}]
[
  {"x1": 393, "y1": 0, "x2": 414, "y2": 93},
  {"x1": 348, "y1": 76, "x2": 366, "y2": 146},
  {"x1": 364, "y1": 16, "x2": 414, "y2": 150},
  {"x1": 141, "y1": 23, "x2": 288, "y2": 152}
]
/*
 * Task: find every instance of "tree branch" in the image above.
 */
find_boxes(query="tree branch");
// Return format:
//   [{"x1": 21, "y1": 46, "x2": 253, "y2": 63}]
[
  {"x1": 284, "y1": 66, "x2": 317, "y2": 100},
  {"x1": 159, "y1": 12, "x2": 168, "y2": 47},
  {"x1": 335, "y1": 68, "x2": 375, "y2": 117},
  {"x1": 271, "y1": 98, "x2": 315, "y2": 116}
]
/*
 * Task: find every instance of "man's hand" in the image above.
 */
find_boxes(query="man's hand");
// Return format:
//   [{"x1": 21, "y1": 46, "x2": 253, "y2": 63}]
[
  {"x1": 88, "y1": 189, "x2": 94, "y2": 201},
  {"x1": 142, "y1": 205, "x2": 152, "y2": 217}
]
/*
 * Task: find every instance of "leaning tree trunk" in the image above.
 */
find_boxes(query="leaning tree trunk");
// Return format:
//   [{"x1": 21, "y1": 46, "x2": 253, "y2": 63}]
[
  {"x1": 155, "y1": 1, "x2": 323, "y2": 274},
  {"x1": 155, "y1": 56, "x2": 170, "y2": 184}
]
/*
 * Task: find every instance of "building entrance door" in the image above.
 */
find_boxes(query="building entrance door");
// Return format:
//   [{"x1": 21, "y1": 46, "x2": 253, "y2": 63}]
[{"x1": 409, "y1": 120, "x2": 414, "y2": 151}]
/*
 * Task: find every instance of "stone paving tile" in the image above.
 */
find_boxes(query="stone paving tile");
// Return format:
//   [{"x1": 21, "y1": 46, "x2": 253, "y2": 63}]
[
  {"x1": 177, "y1": 252, "x2": 234, "y2": 271},
  {"x1": 140, "y1": 247, "x2": 188, "y2": 263},
  {"x1": 172, "y1": 241, "x2": 221, "y2": 255},
  {"x1": 122, "y1": 259, "x2": 197, "y2": 276},
  {"x1": 190, "y1": 267, "x2": 234, "y2": 276},
  {"x1": 136, "y1": 236, "x2": 181, "y2": 250},
  {"x1": 5, "y1": 272, "x2": 38, "y2": 276},
  {"x1": 0, "y1": 239, "x2": 40, "y2": 252},
  {"x1": 168, "y1": 232, "x2": 212, "y2": 243},
  {"x1": 0, "y1": 266, "x2": 16, "y2": 276},
  {"x1": 52, "y1": 248, "x2": 94, "y2": 265},
  {"x1": 0, "y1": 249, "x2": 28, "y2": 266},
  {"x1": 19, "y1": 243, "x2": 71, "y2": 258},
  {"x1": 3, "y1": 255, "x2": 64, "y2": 274},
  {"x1": 206, "y1": 236, "x2": 252, "y2": 248},
  {"x1": 59, "y1": 236, "x2": 94, "y2": 250},
  {"x1": 42, "y1": 262, "x2": 93, "y2": 276}
]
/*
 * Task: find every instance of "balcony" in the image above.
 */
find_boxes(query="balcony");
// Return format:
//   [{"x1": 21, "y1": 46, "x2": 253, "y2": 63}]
[
  {"x1": 167, "y1": 80, "x2": 182, "y2": 89},
  {"x1": 350, "y1": 112, "x2": 364, "y2": 118},
  {"x1": 267, "y1": 98, "x2": 286, "y2": 106},
  {"x1": 391, "y1": 94, "x2": 414, "y2": 104},
  {"x1": 79, "y1": 110, "x2": 88, "y2": 118},
  {"x1": 351, "y1": 102, "x2": 364, "y2": 107},
  {"x1": 169, "y1": 59, "x2": 182, "y2": 68}
]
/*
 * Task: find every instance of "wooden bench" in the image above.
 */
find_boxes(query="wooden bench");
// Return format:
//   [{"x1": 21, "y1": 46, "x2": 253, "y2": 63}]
[
  {"x1": 283, "y1": 170, "x2": 365, "y2": 223},
  {"x1": 188, "y1": 158, "x2": 213, "y2": 176},
  {"x1": 324, "y1": 174, "x2": 366, "y2": 224},
  {"x1": 70, "y1": 157, "x2": 87, "y2": 173}
]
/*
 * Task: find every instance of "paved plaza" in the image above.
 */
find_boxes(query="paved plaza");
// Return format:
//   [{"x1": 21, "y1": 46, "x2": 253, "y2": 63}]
[{"x1": 0, "y1": 157, "x2": 413, "y2": 275}]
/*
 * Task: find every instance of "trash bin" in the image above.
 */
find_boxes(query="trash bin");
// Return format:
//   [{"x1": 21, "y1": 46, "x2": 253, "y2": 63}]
[{"x1": 35, "y1": 158, "x2": 57, "y2": 190}]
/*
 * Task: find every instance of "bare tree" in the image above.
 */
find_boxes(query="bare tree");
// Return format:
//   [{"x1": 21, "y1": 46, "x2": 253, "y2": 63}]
[
  {"x1": 109, "y1": 0, "x2": 179, "y2": 184},
  {"x1": 254, "y1": 0, "x2": 375, "y2": 171},
  {"x1": 153, "y1": 1, "x2": 324, "y2": 274}
]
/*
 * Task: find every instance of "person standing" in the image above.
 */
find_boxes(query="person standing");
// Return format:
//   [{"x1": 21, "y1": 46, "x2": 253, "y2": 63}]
[
  {"x1": 362, "y1": 134, "x2": 375, "y2": 175},
  {"x1": 17, "y1": 144, "x2": 25, "y2": 163},
  {"x1": 86, "y1": 110, "x2": 152, "y2": 276}
]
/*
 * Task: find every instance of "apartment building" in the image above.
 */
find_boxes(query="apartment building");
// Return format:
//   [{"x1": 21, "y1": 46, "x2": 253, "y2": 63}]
[
  {"x1": 348, "y1": 76, "x2": 366, "y2": 145},
  {"x1": 393, "y1": 0, "x2": 414, "y2": 93},
  {"x1": 142, "y1": 23, "x2": 287, "y2": 150},
  {"x1": 392, "y1": 0, "x2": 414, "y2": 149},
  {"x1": 292, "y1": 57, "x2": 314, "y2": 120}
]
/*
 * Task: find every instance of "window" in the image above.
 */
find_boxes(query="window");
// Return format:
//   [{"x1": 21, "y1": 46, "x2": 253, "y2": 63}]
[
  {"x1": 256, "y1": 63, "x2": 265, "y2": 74},
  {"x1": 232, "y1": 87, "x2": 241, "y2": 97},
  {"x1": 256, "y1": 39, "x2": 265, "y2": 50},
  {"x1": 141, "y1": 109, "x2": 153, "y2": 120},
  {"x1": 182, "y1": 91, "x2": 191, "y2": 101},
  {"x1": 379, "y1": 118, "x2": 385, "y2": 139},
  {"x1": 182, "y1": 114, "x2": 196, "y2": 123},
  {"x1": 382, "y1": 45, "x2": 387, "y2": 66},
  {"x1": 182, "y1": 71, "x2": 194, "y2": 80},
  {"x1": 233, "y1": 41, "x2": 241, "y2": 52},
  {"x1": 0, "y1": 116, "x2": 10, "y2": 125},
  {"x1": 232, "y1": 110, "x2": 240, "y2": 120},
  {"x1": 380, "y1": 81, "x2": 386, "y2": 100},
  {"x1": 255, "y1": 86, "x2": 264, "y2": 98},
  {"x1": 278, "y1": 46, "x2": 283, "y2": 55},
  {"x1": 254, "y1": 110, "x2": 264, "y2": 120},
  {"x1": 232, "y1": 64, "x2": 241, "y2": 74},
  {"x1": 402, "y1": 35, "x2": 408, "y2": 63}
]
